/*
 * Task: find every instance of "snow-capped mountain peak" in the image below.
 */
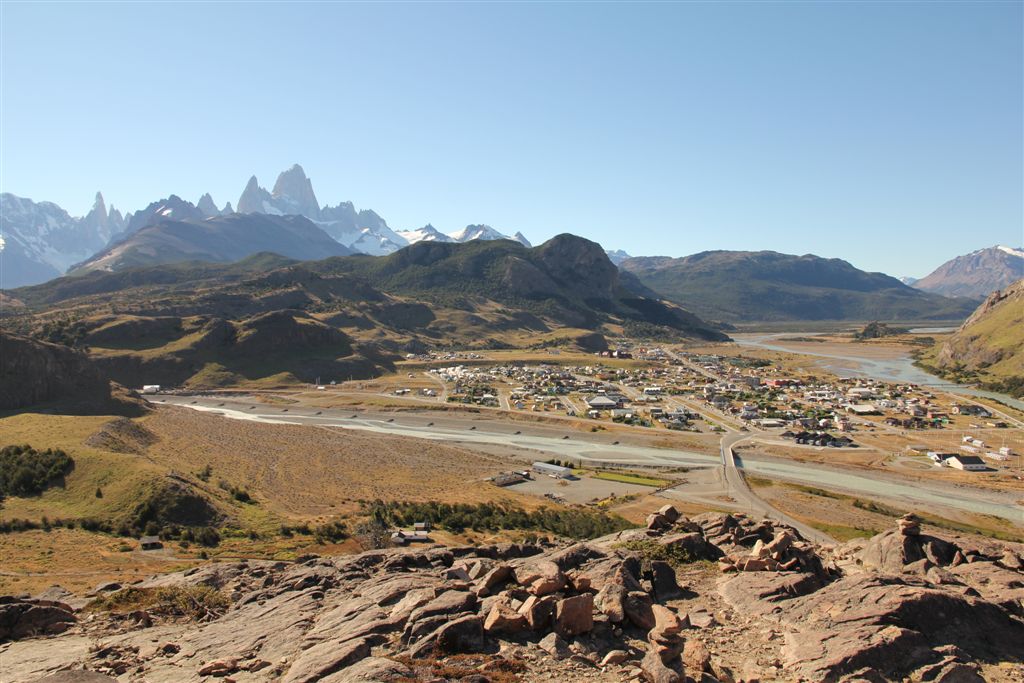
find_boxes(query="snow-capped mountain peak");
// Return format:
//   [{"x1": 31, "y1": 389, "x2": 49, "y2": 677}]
[
  {"x1": 0, "y1": 192, "x2": 129, "y2": 288},
  {"x1": 511, "y1": 231, "x2": 532, "y2": 247},
  {"x1": 398, "y1": 224, "x2": 455, "y2": 244},
  {"x1": 448, "y1": 224, "x2": 510, "y2": 242},
  {"x1": 914, "y1": 244, "x2": 1024, "y2": 299}
]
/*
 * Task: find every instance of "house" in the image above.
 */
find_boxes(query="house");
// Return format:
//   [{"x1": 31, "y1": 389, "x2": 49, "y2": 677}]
[
  {"x1": 414, "y1": 521, "x2": 431, "y2": 532},
  {"x1": 927, "y1": 452, "x2": 956, "y2": 465},
  {"x1": 141, "y1": 385, "x2": 161, "y2": 394},
  {"x1": 587, "y1": 395, "x2": 618, "y2": 410},
  {"x1": 533, "y1": 461, "x2": 573, "y2": 479},
  {"x1": 391, "y1": 530, "x2": 432, "y2": 546},
  {"x1": 951, "y1": 404, "x2": 992, "y2": 417},
  {"x1": 139, "y1": 536, "x2": 163, "y2": 551},
  {"x1": 846, "y1": 404, "x2": 881, "y2": 416},
  {"x1": 946, "y1": 455, "x2": 987, "y2": 472},
  {"x1": 492, "y1": 472, "x2": 526, "y2": 487}
]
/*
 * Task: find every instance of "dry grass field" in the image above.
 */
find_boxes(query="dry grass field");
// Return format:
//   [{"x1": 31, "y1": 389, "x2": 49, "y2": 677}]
[
  {"x1": 143, "y1": 406, "x2": 532, "y2": 518},
  {"x1": 747, "y1": 476, "x2": 1024, "y2": 543}
]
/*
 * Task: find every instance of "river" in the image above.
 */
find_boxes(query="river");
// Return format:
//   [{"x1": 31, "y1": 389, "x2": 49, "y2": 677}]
[{"x1": 732, "y1": 333, "x2": 1024, "y2": 412}]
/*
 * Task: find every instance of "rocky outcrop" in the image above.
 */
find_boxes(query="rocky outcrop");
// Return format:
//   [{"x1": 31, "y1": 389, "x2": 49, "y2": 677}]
[
  {"x1": 3, "y1": 512, "x2": 1023, "y2": 683},
  {"x1": 0, "y1": 332, "x2": 136, "y2": 414},
  {"x1": 0, "y1": 598, "x2": 76, "y2": 641}
]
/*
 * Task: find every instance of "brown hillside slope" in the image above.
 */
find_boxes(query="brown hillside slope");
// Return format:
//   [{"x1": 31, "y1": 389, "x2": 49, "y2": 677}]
[{"x1": 924, "y1": 279, "x2": 1024, "y2": 396}]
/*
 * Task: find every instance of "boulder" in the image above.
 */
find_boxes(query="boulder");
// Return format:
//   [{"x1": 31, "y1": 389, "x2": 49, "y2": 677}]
[
  {"x1": 433, "y1": 614, "x2": 485, "y2": 654},
  {"x1": 657, "y1": 505, "x2": 680, "y2": 523},
  {"x1": 647, "y1": 513, "x2": 671, "y2": 531},
  {"x1": 650, "y1": 561, "x2": 685, "y2": 601},
  {"x1": 539, "y1": 632, "x2": 572, "y2": 660},
  {"x1": 0, "y1": 598, "x2": 76, "y2": 641},
  {"x1": 624, "y1": 591, "x2": 656, "y2": 630},
  {"x1": 640, "y1": 648, "x2": 682, "y2": 683},
  {"x1": 474, "y1": 564, "x2": 515, "y2": 596},
  {"x1": 518, "y1": 561, "x2": 566, "y2": 596},
  {"x1": 682, "y1": 639, "x2": 711, "y2": 675},
  {"x1": 518, "y1": 594, "x2": 557, "y2": 630},
  {"x1": 325, "y1": 656, "x2": 413, "y2": 682},
  {"x1": 406, "y1": 589, "x2": 476, "y2": 624},
  {"x1": 554, "y1": 594, "x2": 594, "y2": 639},
  {"x1": 659, "y1": 532, "x2": 722, "y2": 562},
  {"x1": 601, "y1": 649, "x2": 630, "y2": 666},
  {"x1": 483, "y1": 599, "x2": 529, "y2": 635},
  {"x1": 198, "y1": 658, "x2": 239, "y2": 677},
  {"x1": 595, "y1": 583, "x2": 627, "y2": 624},
  {"x1": 281, "y1": 638, "x2": 370, "y2": 683}
]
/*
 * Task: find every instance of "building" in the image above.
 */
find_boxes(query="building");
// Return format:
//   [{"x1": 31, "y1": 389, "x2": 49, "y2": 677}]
[
  {"x1": 139, "y1": 536, "x2": 163, "y2": 551},
  {"x1": 586, "y1": 395, "x2": 618, "y2": 410},
  {"x1": 846, "y1": 404, "x2": 881, "y2": 416},
  {"x1": 532, "y1": 461, "x2": 573, "y2": 479},
  {"x1": 391, "y1": 530, "x2": 431, "y2": 546},
  {"x1": 141, "y1": 385, "x2": 161, "y2": 394},
  {"x1": 946, "y1": 455, "x2": 987, "y2": 472}
]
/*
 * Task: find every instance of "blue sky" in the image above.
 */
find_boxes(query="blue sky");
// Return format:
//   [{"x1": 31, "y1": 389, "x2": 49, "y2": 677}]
[{"x1": 1, "y1": 1, "x2": 1021, "y2": 277}]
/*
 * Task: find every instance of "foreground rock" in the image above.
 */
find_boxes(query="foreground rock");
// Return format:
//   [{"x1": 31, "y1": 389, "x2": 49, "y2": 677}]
[{"x1": 1, "y1": 511, "x2": 1021, "y2": 683}]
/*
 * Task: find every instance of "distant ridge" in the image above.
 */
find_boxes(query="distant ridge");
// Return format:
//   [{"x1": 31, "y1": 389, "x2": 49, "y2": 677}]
[
  {"x1": 914, "y1": 245, "x2": 1024, "y2": 300},
  {"x1": 72, "y1": 213, "x2": 353, "y2": 273},
  {"x1": 620, "y1": 250, "x2": 976, "y2": 322}
]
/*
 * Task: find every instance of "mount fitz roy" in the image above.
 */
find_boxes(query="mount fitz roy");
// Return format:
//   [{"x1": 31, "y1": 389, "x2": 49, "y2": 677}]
[{"x1": 0, "y1": 164, "x2": 533, "y2": 287}]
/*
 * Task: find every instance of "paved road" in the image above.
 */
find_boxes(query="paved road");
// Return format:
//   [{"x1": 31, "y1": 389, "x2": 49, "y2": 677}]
[
  {"x1": 718, "y1": 432, "x2": 834, "y2": 543},
  {"x1": 160, "y1": 396, "x2": 1024, "y2": 527}
]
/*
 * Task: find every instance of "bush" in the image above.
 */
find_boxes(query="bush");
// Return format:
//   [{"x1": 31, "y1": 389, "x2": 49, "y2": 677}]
[
  {"x1": 196, "y1": 464, "x2": 213, "y2": 482},
  {"x1": 195, "y1": 526, "x2": 221, "y2": 547},
  {"x1": 314, "y1": 520, "x2": 350, "y2": 544},
  {"x1": 360, "y1": 500, "x2": 632, "y2": 540},
  {"x1": 87, "y1": 585, "x2": 229, "y2": 620},
  {"x1": 617, "y1": 539, "x2": 697, "y2": 567},
  {"x1": 0, "y1": 445, "x2": 74, "y2": 497}
]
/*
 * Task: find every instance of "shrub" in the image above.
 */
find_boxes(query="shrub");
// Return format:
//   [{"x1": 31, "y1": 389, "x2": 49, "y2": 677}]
[
  {"x1": 360, "y1": 500, "x2": 631, "y2": 540},
  {"x1": 0, "y1": 445, "x2": 74, "y2": 497},
  {"x1": 616, "y1": 539, "x2": 696, "y2": 567}
]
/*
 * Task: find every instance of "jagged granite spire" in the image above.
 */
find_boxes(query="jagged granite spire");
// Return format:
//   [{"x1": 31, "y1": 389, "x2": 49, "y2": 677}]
[
  {"x1": 237, "y1": 175, "x2": 272, "y2": 215},
  {"x1": 197, "y1": 193, "x2": 220, "y2": 218},
  {"x1": 271, "y1": 164, "x2": 320, "y2": 220}
]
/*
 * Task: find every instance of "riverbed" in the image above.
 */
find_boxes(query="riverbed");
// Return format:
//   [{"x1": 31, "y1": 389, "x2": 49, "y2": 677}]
[{"x1": 732, "y1": 333, "x2": 1024, "y2": 412}]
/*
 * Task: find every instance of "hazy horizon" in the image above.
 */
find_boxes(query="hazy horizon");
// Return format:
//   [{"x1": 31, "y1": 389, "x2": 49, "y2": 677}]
[{"x1": 2, "y1": 1, "x2": 1021, "y2": 277}]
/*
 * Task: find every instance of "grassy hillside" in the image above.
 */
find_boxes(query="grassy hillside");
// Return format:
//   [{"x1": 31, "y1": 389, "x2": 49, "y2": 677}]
[
  {"x1": 0, "y1": 406, "x2": 548, "y2": 594},
  {"x1": 621, "y1": 251, "x2": 975, "y2": 323},
  {"x1": 2, "y1": 236, "x2": 728, "y2": 389},
  {"x1": 917, "y1": 279, "x2": 1024, "y2": 396},
  {"x1": 310, "y1": 234, "x2": 727, "y2": 339}
]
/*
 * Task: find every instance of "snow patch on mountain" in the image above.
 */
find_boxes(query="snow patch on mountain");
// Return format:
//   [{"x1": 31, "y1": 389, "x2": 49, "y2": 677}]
[
  {"x1": 996, "y1": 245, "x2": 1024, "y2": 259},
  {"x1": 0, "y1": 192, "x2": 128, "y2": 287},
  {"x1": 398, "y1": 224, "x2": 455, "y2": 244}
]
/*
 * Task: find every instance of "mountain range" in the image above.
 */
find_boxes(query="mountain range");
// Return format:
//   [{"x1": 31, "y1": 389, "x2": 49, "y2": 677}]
[
  {"x1": 620, "y1": 251, "x2": 977, "y2": 323},
  {"x1": 3, "y1": 235, "x2": 726, "y2": 388},
  {"x1": 0, "y1": 192, "x2": 127, "y2": 287},
  {"x1": 0, "y1": 164, "x2": 533, "y2": 287},
  {"x1": 71, "y1": 213, "x2": 354, "y2": 273},
  {"x1": 912, "y1": 245, "x2": 1024, "y2": 300}
]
